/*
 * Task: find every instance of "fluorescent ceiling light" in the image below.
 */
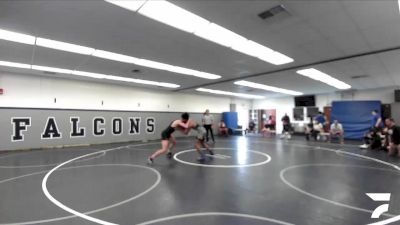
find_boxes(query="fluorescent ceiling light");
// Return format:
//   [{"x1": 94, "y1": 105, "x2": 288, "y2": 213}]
[
  {"x1": 104, "y1": 75, "x2": 180, "y2": 88},
  {"x1": 122, "y1": 58, "x2": 220, "y2": 80},
  {"x1": 0, "y1": 26, "x2": 222, "y2": 80},
  {"x1": 258, "y1": 51, "x2": 294, "y2": 65},
  {"x1": 31, "y1": 65, "x2": 73, "y2": 74},
  {"x1": 189, "y1": 71, "x2": 221, "y2": 80},
  {"x1": 296, "y1": 68, "x2": 351, "y2": 90},
  {"x1": 92, "y1": 50, "x2": 221, "y2": 80},
  {"x1": 105, "y1": 0, "x2": 147, "y2": 11},
  {"x1": 131, "y1": 77, "x2": 180, "y2": 88},
  {"x1": 164, "y1": 66, "x2": 221, "y2": 79},
  {"x1": 194, "y1": 23, "x2": 246, "y2": 48},
  {"x1": 196, "y1": 88, "x2": 265, "y2": 99},
  {"x1": 71, "y1": 70, "x2": 107, "y2": 79},
  {"x1": 0, "y1": 59, "x2": 179, "y2": 88},
  {"x1": 0, "y1": 29, "x2": 36, "y2": 45},
  {"x1": 135, "y1": 59, "x2": 177, "y2": 71},
  {"x1": 0, "y1": 60, "x2": 31, "y2": 69},
  {"x1": 234, "y1": 80, "x2": 303, "y2": 96},
  {"x1": 36, "y1": 38, "x2": 95, "y2": 55},
  {"x1": 138, "y1": 0, "x2": 210, "y2": 33},
  {"x1": 231, "y1": 40, "x2": 273, "y2": 57},
  {"x1": 158, "y1": 82, "x2": 180, "y2": 88},
  {"x1": 107, "y1": 0, "x2": 294, "y2": 65},
  {"x1": 92, "y1": 50, "x2": 141, "y2": 64}
]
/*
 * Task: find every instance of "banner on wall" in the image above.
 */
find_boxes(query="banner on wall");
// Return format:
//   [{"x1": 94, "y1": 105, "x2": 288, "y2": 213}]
[{"x1": 0, "y1": 108, "x2": 221, "y2": 151}]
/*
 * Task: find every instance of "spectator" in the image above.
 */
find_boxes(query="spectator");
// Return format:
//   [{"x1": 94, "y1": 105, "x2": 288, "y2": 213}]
[
  {"x1": 385, "y1": 118, "x2": 400, "y2": 157},
  {"x1": 305, "y1": 116, "x2": 314, "y2": 141},
  {"x1": 371, "y1": 109, "x2": 383, "y2": 129},
  {"x1": 381, "y1": 121, "x2": 390, "y2": 151},
  {"x1": 281, "y1": 113, "x2": 291, "y2": 133},
  {"x1": 281, "y1": 113, "x2": 291, "y2": 139},
  {"x1": 312, "y1": 120, "x2": 324, "y2": 141},
  {"x1": 265, "y1": 115, "x2": 276, "y2": 130},
  {"x1": 202, "y1": 109, "x2": 215, "y2": 143},
  {"x1": 360, "y1": 127, "x2": 382, "y2": 150},
  {"x1": 219, "y1": 120, "x2": 229, "y2": 137},
  {"x1": 359, "y1": 110, "x2": 383, "y2": 149},
  {"x1": 314, "y1": 111, "x2": 326, "y2": 125},
  {"x1": 248, "y1": 120, "x2": 256, "y2": 133},
  {"x1": 329, "y1": 120, "x2": 344, "y2": 144}
]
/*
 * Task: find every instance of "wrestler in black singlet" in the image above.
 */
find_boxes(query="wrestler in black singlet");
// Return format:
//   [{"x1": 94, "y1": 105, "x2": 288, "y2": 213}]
[{"x1": 161, "y1": 122, "x2": 175, "y2": 140}]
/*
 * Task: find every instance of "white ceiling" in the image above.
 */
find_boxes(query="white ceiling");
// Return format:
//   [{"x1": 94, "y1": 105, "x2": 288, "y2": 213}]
[{"x1": 0, "y1": 0, "x2": 399, "y2": 97}]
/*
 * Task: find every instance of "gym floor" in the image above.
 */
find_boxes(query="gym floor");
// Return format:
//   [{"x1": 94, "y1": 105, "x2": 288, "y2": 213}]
[{"x1": 0, "y1": 136, "x2": 399, "y2": 225}]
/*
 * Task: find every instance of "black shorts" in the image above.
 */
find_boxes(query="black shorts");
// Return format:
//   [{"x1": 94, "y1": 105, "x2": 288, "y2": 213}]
[
  {"x1": 392, "y1": 139, "x2": 400, "y2": 145},
  {"x1": 161, "y1": 131, "x2": 171, "y2": 140}
]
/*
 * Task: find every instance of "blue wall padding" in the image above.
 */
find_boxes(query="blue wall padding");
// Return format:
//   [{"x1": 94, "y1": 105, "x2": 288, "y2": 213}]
[
  {"x1": 222, "y1": 112, "x2": 238, "y2": 129},
  {"x1": 331, "y1": 101, "x2": 381, "y2": 139}
]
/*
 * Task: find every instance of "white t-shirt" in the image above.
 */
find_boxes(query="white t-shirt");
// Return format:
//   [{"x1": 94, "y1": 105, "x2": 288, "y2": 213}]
[
  {"x1": 203, "y1": 114, "x2": 213, "y2": 125},
  {"x1": 313, "y1": 123, "x2": 323, "y2": 131},
  {"x1": 330, "y1": 123, "x2": 343, "y2": 132}
]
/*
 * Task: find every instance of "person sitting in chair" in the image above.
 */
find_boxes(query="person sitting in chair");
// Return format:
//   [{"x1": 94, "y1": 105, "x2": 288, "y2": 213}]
[
  {"x1": 248, "y1": 120, "x2": 256, "y2": 133},
  {"x1": 219, "y1": 120, "x2": 229, "y2": 137},
  {"x1": 329, "y1": 120, "x2": 344, "y2": 144},
  {"x1": 264, "y1": 116, "x2": 276, "y2": 130}
]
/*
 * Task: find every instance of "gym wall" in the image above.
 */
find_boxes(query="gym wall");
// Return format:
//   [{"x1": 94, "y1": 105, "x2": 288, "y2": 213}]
[
  {"x1": 0, "y1": 71, "x2": 251, "y2": 113},
  {"x1": 0, "y1": 71, "x2": 244, "y2": 151},
  {"x1": 1, "y1": 108, "x2": 221, "y2": 151}
]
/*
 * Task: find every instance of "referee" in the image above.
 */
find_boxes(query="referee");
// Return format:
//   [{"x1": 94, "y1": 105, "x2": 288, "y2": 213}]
[{"x1": 202, "y1": 109, "x2": 215, "y2": 143}]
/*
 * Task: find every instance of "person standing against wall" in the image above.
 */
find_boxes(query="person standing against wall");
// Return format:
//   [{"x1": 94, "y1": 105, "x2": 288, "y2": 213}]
[
  {"x1": 202, "y1": 109, "x2": 215, "y2": 143},
  {"x1": 280, "y1": 113, "x2": 291, "y2": 139},
  {"x1": 360, "y1": 110, "x2": 383, "y2": 149}
]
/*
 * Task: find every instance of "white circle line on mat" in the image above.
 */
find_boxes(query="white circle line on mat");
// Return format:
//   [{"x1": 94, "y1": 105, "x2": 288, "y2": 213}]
[
  {"x1": 136, "y1": 212, "x2": 294, "y2": 225},
  {"x1": 41, "y1": 142, "x2": 163, "y2": 225},
  {"x1": 0, "y1": 151, "x2": 106, "y2": 169},
  {"x1": 280, "y1": 163, "x2": 399, "y2": 218},
  {"x1": 236, "y1": 139, "x2": 400, "y2": 225},
  {"x1": 173, "y1": 148, "x2": 271, "y2": 168},
  {"x1": 0, "y1": 141, "x2": 164, "y2": 169},
  {"x1": 0, "y1": 163, "x2": 160, "y2": 225},
  {"x1": 36, "y1": 142, "x2": 165, "y2": 225}
]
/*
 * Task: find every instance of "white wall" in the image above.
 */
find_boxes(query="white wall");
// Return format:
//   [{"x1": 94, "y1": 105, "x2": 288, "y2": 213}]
[
  {"x1": 316, "y1": 87, "x2": 397, "y2": 109},
  {"x1": 252, "y1": 96, "x2": 294, "y2": 133},
  {"x1": 0, "y1": 71, "x2": 251, "y2": 115}
]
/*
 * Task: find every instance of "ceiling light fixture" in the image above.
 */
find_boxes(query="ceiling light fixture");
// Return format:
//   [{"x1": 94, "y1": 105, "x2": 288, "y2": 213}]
[
  {"x1": 296, "y1": 68, "x2": 351, "y2": 90},
  {"x1": 36, "y1": 38, "x2": 95, "y2": 55},
  {"x1": 234, "y1": 80, "x2": 303, "y2": 96},
  {"x1": 105, "y1": 0, "x2": 147, "y2": 11},
  {"x1": 194, "y1": 23, "x2": 246, "y2": 48},
  {"x1": 0, "y1": 60, "x2": 179, "y2": 88},
  {"x1": 0, "y1": 60, "x2": 31, "y2": 69},
  {"x1": 31, "y1": 65, "x2": 73, "y2": 74},
  {"x1": 0, "y1": 27, "x2": 222, "y2": 80},
  {"x1": 258, "y1": 51, "x2": 294, "y2": 65},
  {"x1": 137, "y1": 0, "x2": 210, "y2": 33},
  {"x1": 106, "y1": 0, "x2": 294, "y2": 65},
  {"x1": 92, "y1": 50, "x2": 141, "y2": 64},
  {"x1": 0, "y1": 29, "x2": 36, "y2": 45},
  {"x1": 196, "y1": 87, "x2": 265, "y2": 99},
  {"x1": 71, "y1": 70, "x2": 107, "y2": 79},
  {"x1": 231, "y1": 40, "x2": 273, "y2": 57}
]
